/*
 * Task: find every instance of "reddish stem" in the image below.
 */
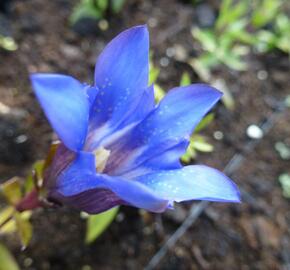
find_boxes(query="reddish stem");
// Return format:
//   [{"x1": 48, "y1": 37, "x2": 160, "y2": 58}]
[{"x1": 15, "y1": 189, "x2": 42, "y2": 212}]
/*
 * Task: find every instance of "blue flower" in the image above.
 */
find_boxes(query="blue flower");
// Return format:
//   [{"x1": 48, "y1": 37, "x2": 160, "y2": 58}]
[{"x1": 30, "y1": 25, "x2": 240, "y2": 214}]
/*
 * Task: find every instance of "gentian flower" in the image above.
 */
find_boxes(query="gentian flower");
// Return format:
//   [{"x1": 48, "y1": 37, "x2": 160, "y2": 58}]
[{"x1": 30, "y1": 25, "x2": 240, "y2": 214}]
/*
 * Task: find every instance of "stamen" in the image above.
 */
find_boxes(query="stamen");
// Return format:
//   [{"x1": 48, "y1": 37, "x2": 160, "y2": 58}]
[{"x1": 94, "y1": 147, "x2": 111, "y2": 173}]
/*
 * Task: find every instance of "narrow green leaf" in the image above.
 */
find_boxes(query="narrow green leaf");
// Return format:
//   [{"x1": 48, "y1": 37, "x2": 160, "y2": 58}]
[
  {"x1": 85, "y1": 207, "x2": 119, "y2": 244},
  {"x1": 192, "y1": 28, "x2": 217, "y2": 52},
  {"x1": 194, "y1": 113, "x2": 214, "y2": 133},
  {"x1": 221, "y1": 51, "x2": 247, "y2": 71},
  {"x1": 0, "y1": 218, "x2": 17, "y2": 235},
  {"x1": 189, "y1": 58, "x2": 212, "y2": 82},
  {"x1": 14, "y1": 212, "x2": 33, "y2": 248},
  {"x1": 181, "y1": 146, "x2": 196, "y2": 163},
  {"x1": 1, "y1": 178, "x2": 22, "y2": 205},
  {"x1": 70, "y1": 0, "x2": 103, "y2": 25},
  {"x1": 212, "y1": 79, "x2": 235, "y2": 110},
  {"x1": 192, "y1": 140, "x2": 214, "y2": 152},
  {"x1": 154, "y1": 84, "x2": 165, "y2": 103},
  {"x1": 149, "y1": 62, "x2": 160, "y2": 84},
  {"x1": 180, "y1": 72, "x2": 191, "y2": 86},
  {"x1": 0, "y1": 243, "x2": 20, "y2": 270},
  {"x1": 279, "y1": 173, "x2": 290, "y2": 198},
  {"x1": 251, "y1": 0, "x2": 282, "y2": 28},
  {"x1": 0, "y1": 211, "x2": 32, "y2": 236},
  {"x1": 0, "y1": 207, "x2": 14, "y2": 227},
  {"x1": 0, "y1": 36, "x2": 18, "y2": 51},
  {"x1": 25, "y1": 160, "x2": 45, "y2": 194},
  {"x1": 111, "y1": 0, "x2": 126, "y2": 13}
]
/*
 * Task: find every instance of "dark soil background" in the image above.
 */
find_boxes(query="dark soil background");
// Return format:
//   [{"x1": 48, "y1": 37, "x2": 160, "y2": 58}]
[{"x1": 0, "y1": 0, "x2": 289, "y2": 269}]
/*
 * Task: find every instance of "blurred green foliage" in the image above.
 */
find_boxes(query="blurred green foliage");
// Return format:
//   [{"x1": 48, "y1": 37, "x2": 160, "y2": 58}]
[
  {"x1": 0, "y1": 35, "x2": 17, "y2": 51},
  {"x1": 84, "y1": 207, "x2": 119, "y2": 244},
  {"x1": 191, "y1": 0, "x2": 289, "y2": 78},
  {"x1": 279, "y1": 173, "x2": 290, "y2": 199},
  {"x1": 0, "y1": 177, "x2": 33, "y2": 248},
  {"x1": 0, "y1": 243, "x2": 20, "y2": 270},
  {"x1": 70, "y1": 0, "x2": 126, "y2": 25},
  {"x1": 275, "y1": 142, "x2": 290, "y2": 160}
]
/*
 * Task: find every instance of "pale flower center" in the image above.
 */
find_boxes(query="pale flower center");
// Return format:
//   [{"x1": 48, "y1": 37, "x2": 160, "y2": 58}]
[{"x1": 94, "y1": 147, "x2": 111, "y2": 173}]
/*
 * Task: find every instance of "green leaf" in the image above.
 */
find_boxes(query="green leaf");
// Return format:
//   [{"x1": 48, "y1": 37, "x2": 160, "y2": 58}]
[
  {"x1": 0, "y1": 36, "x2": 18, "y2": 51},
  {"x1": 0, "y1": 243, "x2": 20, "y2": 270},
  {"x1": 251, "y1": 0, "x2": 282, "y2": 28},
  {"x1": 216, "y1": 0, "x2": 249, "y2": 30},
  {"x1": 192, "y1": 28, "x2": 216, "y2": 52},
  {"x1": 111, "y1": 0, "x2": 126, "y2": 13},
  {"x1": 0, "y1": 207, "x2": 14, "y2": 227},
  {"x1": 279, "y1": 173, "x2": 290, "y2": 199},
  {"x1": 221, "y1": 51, "x2": 247, "y2": 71},
  {"x1": 194, "y1": 113, "x2": 214, "y2": 133},
  {"x1": 180, "y1": 72, "x2": 191, "y2": 86},
  {"x1": 275, "y1": 142, "x2": 290, "y2": 160},
  {"x1": 275, "y1": 14, "x2": 290, "y2": 33},
  {"x1": 189, "y1": 57, "x2": 213, "y2": 82},
  {"x1": 0, "y1": 211, "x2": 31, "y2": 236},
  {"x1": 149, "y1": 62, "x2": 160, "y2": 84},
  {"x1": 154, "y1": 84, "x2": 165, "y2": 103},
  {"x1": 85, "y1": 207, "x2": 119, "y2": 244},
  {"x1": 70, "y1": 0, "x2": 104, "y2": 25},
  {"x1": 25, "y1": 160, "x2": 45, "y2": 194},
  {"x1": 212, "y1": 78, "x2": 235, "y2": 110},
  {"x1": 14, "y1": 212, "x2": 33, "y2": 248},
  {"x1": 181, "y1": 146, "x2": 196, "y2": 163},
  {"x1": 192, "y1": 140, "x2": 214, "y2": 152},
  {"x1": 1, "y1": 178, "x2": 22, "y2": 205}
]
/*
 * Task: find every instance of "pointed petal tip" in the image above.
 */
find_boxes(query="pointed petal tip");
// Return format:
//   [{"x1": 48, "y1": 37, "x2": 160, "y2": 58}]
[
  {"x1": 30, "y1": 73, "x2": 89, "y2": 151},
  {"x1": 229, "y1": 182, "x2": 242, "y2": 203},
  {"x1": 195, "y1": 83, "x2": 223, "y2": 99},
  {"x1": 128, "y1": 24, "x2": 148, "y2": 32},
  {"x1": 114, "y1": 24, "x2": 149, "y2": 41},
  {"x1": 136, "y1": 165, "x2": 241, "y2": 205}
]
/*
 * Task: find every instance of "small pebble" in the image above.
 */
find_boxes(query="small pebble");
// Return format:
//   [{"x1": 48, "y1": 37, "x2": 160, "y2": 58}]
[
  {"x1": 98, "y1": 19, "x2": 108, "y2": 31},
  {"x1": 148, "y1": 17, "x2": 158, "y2": 28},
  {"x1": 116, "y1": 212, "x2": 125, "y2": 222},
  {"x1": 160, "y1": 57, "x2": 169, "y2": 67},
  {"x1": 23, "y1": 257, "x2": 33, "y2": 267},
  {"x1": 257, "y1": 70, "x2": 268, "y2": 80},
  {"x1": 246, "y1": 125, "x2": 264, "y2": 139},
  {"x1": 15, "y1": 134, "x2": 28, "y2": 144},
  {"x1": 174, "y1": 44, "x2": 188, "y2": 61},
  {"x1": 213, "y1": 131, "x2": 224, "y2": 140},
  {"x1": 0, "y1": 101, "x2": 10, "y2": 114}
]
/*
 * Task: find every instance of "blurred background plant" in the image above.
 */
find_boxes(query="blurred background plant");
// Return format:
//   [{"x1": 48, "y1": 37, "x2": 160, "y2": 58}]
[
  {"x1": 70, "y1": 0, "x2": 126, "y2": 34},
  {"x1": 0, "y1": 0, "x2": 17, "y2": 51},
  {"x1": 0, "y1": 242, "x2": 20, "y2": 270},
  {"x1": 191, "y1": 0, "x2": 290, "y2": 110}
]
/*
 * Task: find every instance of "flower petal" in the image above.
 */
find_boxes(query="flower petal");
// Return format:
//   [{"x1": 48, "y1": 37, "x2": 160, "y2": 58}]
[
  {"x1": 90, "y1": 25, "x2": 149, "y2": 131},
  {"x1": 52, "y1": 151, "x2": 168, "y2": 213},
  {"x1": 30, "y1": 74, "x2": 89, "y2": 151},
  {"x1": 122, "y1": 140, "x2": 189, "y2": 179},
  {"x1": 106, "y1": 84, "x2": 222, "y2": 175},
  {"x1": 117, "y1": 84, "x2": 155, "y2": 129},
  {"x1": 135, "y1": 165, "x2": 241, "y2": 203},
  {"x1": 85, "y1": 85, "x2": 99, "y2": 107}
]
